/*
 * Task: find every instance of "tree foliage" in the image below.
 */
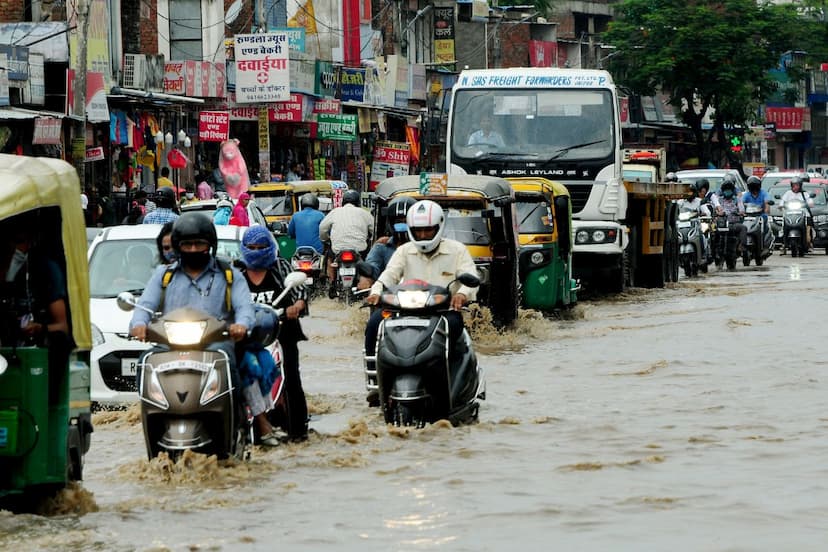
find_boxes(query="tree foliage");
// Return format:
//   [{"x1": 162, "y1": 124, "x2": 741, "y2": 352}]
[{"x1": 602, "y1": 0, "x2": 802, "y2": 167}]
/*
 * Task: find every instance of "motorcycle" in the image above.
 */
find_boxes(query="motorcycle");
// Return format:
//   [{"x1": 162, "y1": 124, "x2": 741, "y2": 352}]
[
  {"x1": 369, "y1": 274, "x2": 486, "y2": 428},
  {"x1": 713, "y1": 214, "x2": 742, "y2": 270},
  {"x1": 117, "y1": 272, "x2": 307, "y2": 460},
  {"x1": 290, "y1": 246, "x2": 323, "y2": 294},
  {"x1": 781, "y1": 197, "x2": 811, "y2": 257},
  {"x1": 329, "y1": 249, "x2": 361, "y2": 304},
  {"x1": 742, "y1": 204, "x2": 774, "y2": 266},
  {"x1": 677, "y1": 206, "x2": 706, "y2": 277}
]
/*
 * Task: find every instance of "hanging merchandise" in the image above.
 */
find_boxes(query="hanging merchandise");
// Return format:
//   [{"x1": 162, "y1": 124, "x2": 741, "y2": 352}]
[
  {"x1": 167, "y1": 147, "x2": 189, "y2": 169},
  {"x1": 137, "y1": 146, "x2": 155, "y2": 167}
]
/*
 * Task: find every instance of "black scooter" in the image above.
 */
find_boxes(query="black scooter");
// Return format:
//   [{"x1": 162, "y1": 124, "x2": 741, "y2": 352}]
[
  {"x1": 713, "y1": 214, "x2": 742, "y2": 270},
  {"x1": 368, "y1": 273, "x2": 485, "y2": 428},
  {"x1": 742, "y1": 204, "x2": 774, "y2": 266}
]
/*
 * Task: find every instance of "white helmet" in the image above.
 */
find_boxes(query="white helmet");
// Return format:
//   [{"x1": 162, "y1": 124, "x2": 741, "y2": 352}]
[{"x1": 406, "y1": 200, "x2": 445, "y2": 253}]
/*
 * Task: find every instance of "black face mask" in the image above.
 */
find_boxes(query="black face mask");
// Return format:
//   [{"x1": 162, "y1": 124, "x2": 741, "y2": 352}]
[{"x1": 179, "y1": 250, "x2": 211, "y2": 271}]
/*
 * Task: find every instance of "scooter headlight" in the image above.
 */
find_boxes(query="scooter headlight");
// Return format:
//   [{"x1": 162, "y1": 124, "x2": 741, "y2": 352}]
[
  {"x1": 200, "y1": 366, "x2": 222, "y2": 405},
  {"x1": 786, "y1": 200, "x2": 803, "y2": 211},
  {"x1": 397, "y1": 290, "x2": 430, "y2": 309},
  {"x1": 146, "y1": 367, "x2": 169, "y2": 409},
  {"x1": 164, "y1": 321, "x2": 207, "y2": 345},
  {"x1": 701, "y1": 222, "x2": 709, "y2": 233},
  {"x1": 679, "y1": 211, "x2": 692, "y2": 221}
]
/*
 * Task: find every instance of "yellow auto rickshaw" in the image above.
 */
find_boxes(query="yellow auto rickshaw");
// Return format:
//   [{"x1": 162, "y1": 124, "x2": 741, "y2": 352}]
[
  {"x1": 373, "y1": 174, "x2": 520, "y2": 328},
  {"x1": 0, "y1": 155, "x2": 93, "y2": 508}
]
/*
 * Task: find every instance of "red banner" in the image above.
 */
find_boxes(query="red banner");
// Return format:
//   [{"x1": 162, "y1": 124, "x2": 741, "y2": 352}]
[
  {"x1": 33, "y1": 118, "x2": 62, "y2": 145},
  {"x1": 313, "y1": 98, "x2": 341, "y2": 114},
  {"x1": 529, "y1": 40, "x2": 556, "y2": 68},
  {"x1": 765, "y1": 107, "x2": 808, "y2": 132},
  {"x1": 198, "y1": 111, "x2": 230, "y2": 142},
  {"x1": 269, "y1": 93, "x2": 303, "y2": 123}
]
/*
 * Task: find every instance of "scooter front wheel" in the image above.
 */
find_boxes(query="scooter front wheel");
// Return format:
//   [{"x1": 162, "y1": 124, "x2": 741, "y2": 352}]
[{"x1": 388, "y1": 400, "x2": 426, "y2": 429}]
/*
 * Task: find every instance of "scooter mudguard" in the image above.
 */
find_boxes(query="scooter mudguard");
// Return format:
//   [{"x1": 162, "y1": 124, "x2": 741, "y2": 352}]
[
  {"x1": 390, "y1": 373, "x2": 427, "y2": 401},
  {"x1": 787, "y1": 229, "x2": 802, "y2": 238},
  {"x1": 680, "y1": 244, "x2": 695, "y2": 255}
]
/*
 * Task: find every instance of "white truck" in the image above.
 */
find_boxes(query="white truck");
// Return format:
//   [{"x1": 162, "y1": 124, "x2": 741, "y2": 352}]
[{"x1": 446, "y1": 68, "x2": 682, "y2": 291}]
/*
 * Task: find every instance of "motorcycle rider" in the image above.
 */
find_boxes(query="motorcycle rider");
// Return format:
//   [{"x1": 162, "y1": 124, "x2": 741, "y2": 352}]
[
  {"x1": 715, "y1": 177, "x2": 747, "y2": 255},
  {"x1": 237, "y1": 226, "x2": 310, "y2": 443},
  {"x1": 129, "y1": 213, "x2": 255, "y2": 394},
  {"x1": 318, "y1": 189, "x2": 373, "y2": 296},
  {"x1": 678, "y1": 181, "x2": 713, "y2": 260},
  {"x1": 779, "y1": 175, "x2": 815, "y2": 253},
  {"x1": 365, "y1": 199, "x2": 479, "y2": 370},
  {"x1": 358, "y1": 196, "x2": 417, "y2": 288},
  {"x1": 665, "y1": 172, "x2": 678, "y2": 182},
  {"x1": 142, "y1": 187, "x2": 179, "y2": 225},
  {"x1": 288, "y1": 193, "x2": 325, "y2": 254}
]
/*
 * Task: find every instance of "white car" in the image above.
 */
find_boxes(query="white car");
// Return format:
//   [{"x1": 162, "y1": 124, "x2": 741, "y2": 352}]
[
  {"x1": 88, "y1": 223, "x2": 246, "y2": 406},
  {"x1": 676, "y1": 169, "x2": 747, "y2": 194},
  {"x1": 180, "y1": 198, "x2": 268, "y2": 228}
]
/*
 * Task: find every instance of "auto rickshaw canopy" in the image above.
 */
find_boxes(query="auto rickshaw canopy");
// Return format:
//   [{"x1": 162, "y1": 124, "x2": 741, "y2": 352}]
[
  {"x1": 374, "y1": 174, "x2": 514, "y2": 203},
  {"x1": 0, "y1": 154, "x2": 91, "y2": 350}
]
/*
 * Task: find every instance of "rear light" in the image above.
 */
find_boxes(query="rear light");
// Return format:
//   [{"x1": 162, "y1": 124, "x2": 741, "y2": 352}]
[
  {"x1": 340, "y1": 251, "x2": 355, "y2": 262},
  {"x1": 298, "y1": 260, "x2": 313, "y2": 270}
]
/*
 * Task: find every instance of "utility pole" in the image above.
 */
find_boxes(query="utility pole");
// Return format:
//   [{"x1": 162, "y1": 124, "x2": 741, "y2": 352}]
[{"x1": 72, "y1": 0, "x2": 90, "y2": 186}]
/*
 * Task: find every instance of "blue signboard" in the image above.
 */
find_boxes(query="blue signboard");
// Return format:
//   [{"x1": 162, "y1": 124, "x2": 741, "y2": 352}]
[
  {"x1": 0, "y1": 44, "x2": 29, "y2": 81},
  {"x1": 338, "y1": 67, "x2": 365, "y2": 103}
]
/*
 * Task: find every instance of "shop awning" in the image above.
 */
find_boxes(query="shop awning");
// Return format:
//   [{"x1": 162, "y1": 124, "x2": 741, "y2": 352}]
[
  {"x1": 340, "y1": 100, "x2": 425, "y2": 120},
  {"x1": 0, "y1": 106, "x2": 80, "y2": 121},
  {"x1": 109, "y1": 87, "x2": 205, "y2": 105}
]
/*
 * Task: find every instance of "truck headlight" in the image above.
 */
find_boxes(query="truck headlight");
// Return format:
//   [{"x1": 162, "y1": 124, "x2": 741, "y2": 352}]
[
  {"x1": 576, "y1": 230, "x2": 590, "y2": 244},
  {"x1": 591, "y1": 230, "x2": 606, "y2": 242},
  {"x1": 164, "y1": 321, "x2": 207, "y2": 345}
]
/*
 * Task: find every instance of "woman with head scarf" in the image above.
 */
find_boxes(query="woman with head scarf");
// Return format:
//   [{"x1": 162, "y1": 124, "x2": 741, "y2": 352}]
[{"x1": 238, "y1": 226, "x2": 310, "y2": 443}]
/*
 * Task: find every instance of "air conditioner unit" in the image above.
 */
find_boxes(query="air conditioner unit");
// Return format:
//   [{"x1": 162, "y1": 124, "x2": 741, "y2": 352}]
[{"x1": 122, "y1": 53, "x2": 146, "y2": 89}]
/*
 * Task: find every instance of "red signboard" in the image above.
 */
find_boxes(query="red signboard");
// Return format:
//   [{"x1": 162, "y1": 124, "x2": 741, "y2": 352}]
[
  {"x1": 765, "y1": 107, "x2": 807, "y2": 132},
  {"x1": 85, "y1": 146, "x2": 105, "y2": 162},
  {"x1": 313, "y1": 98, "x2": 341, "y2": 114},
  {"x1": 529, "y1": 40, "x2": 556, "y2": 68},
  {"x1": 269, "y1": 93, "x2": 303, "y2": 123},
  {"x1": 198, "y1": 111, "x2": 230, "y2": 142},
  {"x1": 33, "y1": 117, "x2": 62, "y2": 145}
]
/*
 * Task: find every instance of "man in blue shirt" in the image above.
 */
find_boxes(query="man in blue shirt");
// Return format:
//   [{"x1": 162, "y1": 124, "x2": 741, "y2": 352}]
[
  {"x1": 288, "y1": 193, "x2": 325, "y2": 252},
  {"x1": 143, "y1": 187, "x2": 179, "y2": 225},
  {"x1": 129, "y1": 213, "x2": 255, "y2": 387}
]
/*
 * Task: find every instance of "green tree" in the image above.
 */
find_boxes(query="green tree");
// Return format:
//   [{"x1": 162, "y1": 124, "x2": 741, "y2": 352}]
[{"x1": 603, "y1": 0, "x2": 802, "y2": 168}]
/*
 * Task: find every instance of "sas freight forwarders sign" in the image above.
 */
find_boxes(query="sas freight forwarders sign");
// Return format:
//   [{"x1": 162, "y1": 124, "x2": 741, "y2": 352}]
[{"x1": 199, "y1": 111, "x2": 230, "y2": 142}]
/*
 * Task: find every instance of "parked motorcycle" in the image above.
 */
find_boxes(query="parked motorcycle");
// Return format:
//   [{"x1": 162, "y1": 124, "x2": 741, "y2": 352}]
[
  {"x1": 742, "y1": 204, "x2": 774, "y2": 266},
  {"x1": 117, "y1": 272, "x2": 306, "y2": 460},
  {"x1": 369, "y1": 274, "x2": 486, "y2": 428},
  {"x1": 290, "y1": 246, "x2": 323, "y2": 294},
  {"x1": 781, "y1": 198, "x2": 810, "y2": 258},
  {"x1": 713, "y1": 214, "x2": 742, "y2": 270},
  {"x1": 678, "y1": 206, "x2": 706, "y2": 277},
  {"x1": 328, "y1": 249, "x2": 361, "y2": 304}
]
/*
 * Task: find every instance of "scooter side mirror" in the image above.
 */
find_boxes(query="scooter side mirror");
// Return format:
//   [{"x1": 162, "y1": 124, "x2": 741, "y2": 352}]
[
  {"x1": 774, "y1": 194, "x2": 782, "y2": 200},
  {"x1": 767, "y1": 200, "x2": 775, "y2": 206},
  {"x1": 0, "y1": 353, "x2": 7, "y2": 376},
  {"x1": 456, "y1": 272, "x2": 481, "y2": 288},
  {"x1": 284, "y1": 271, "x2": 308, "y2": 289},
  {"x1": 810, "y1": 192, "x2": 817, "y2": 198},
  {"x1": 116, "y1": 292, "x2": 137, "y2": 312}
]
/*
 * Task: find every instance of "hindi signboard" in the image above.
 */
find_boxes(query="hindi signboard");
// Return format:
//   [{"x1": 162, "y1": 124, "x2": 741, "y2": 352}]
[
  {"x1": 317, "y1": 114, "x2": 357, "y2": 141},
  {"x1": 198, "y1": 111, "x2": 230, "y2": 142},
  {"x1": 234, "y1": 32, "x2": 290, "y2": 103},
  {"x1": 370, "y1": 141, "x2": 410, "y2": 191}
]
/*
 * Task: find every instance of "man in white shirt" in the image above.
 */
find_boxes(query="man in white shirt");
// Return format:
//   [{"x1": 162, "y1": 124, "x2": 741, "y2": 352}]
[
  {"x1": 318, "y1": 189, "x2": 373, "y2": 285},
  {"x1": 467, "y1": 117, "x2": 505, "y2": 148}
]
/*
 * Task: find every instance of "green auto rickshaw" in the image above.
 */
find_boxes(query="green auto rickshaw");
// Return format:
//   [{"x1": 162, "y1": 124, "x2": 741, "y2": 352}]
[
  {"x1": 0, "y1": 155, "x2": 93, "y2": 508},
  {"x1": 507, "y1": 177, "x2": 578, "y2": 310},
  {"x1": 373, "y1": 174, "x2": 520, "y2": 328}
]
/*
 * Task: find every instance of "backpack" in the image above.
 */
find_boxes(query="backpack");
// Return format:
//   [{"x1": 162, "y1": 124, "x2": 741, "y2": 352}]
[{"x1": 159, "y1": 259, "x2": 234, "y2": 313}]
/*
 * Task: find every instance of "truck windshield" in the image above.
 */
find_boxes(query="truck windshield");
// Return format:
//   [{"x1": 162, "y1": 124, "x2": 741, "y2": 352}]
[{"x1": 451, "y1": 89, "x2": 615, "y2": 162}]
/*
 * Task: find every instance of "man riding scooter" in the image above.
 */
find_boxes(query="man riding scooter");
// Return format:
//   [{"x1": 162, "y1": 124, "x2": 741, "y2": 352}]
[
  {"x1": 715, "y1": 177, "x2": 746, "y2": 268},
  {"x1": 741, "y1": 176, "x2": 773, "y2": 263},
  {"x1": 779, "y1": 175, "x2": 815, "y2": 255},
  {"x1": 677, "y1": 180, "x2": 713, "y2": 262},
  {"x1": 318, "y1": 190, "x2": 373, "y2": 299}
]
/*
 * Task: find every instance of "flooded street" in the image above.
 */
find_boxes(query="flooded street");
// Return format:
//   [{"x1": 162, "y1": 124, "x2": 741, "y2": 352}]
[{"x1": 3, "y1": 253, "x2": 828, "y2": 551}]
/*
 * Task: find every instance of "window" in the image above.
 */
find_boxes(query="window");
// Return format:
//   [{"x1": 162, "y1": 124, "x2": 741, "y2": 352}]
[{"x1": 169, "y1": 0, "x2": 203, "y2": 60}]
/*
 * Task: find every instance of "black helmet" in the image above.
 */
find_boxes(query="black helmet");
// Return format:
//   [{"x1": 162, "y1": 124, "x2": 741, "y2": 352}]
[
  {"x1": 720, "y1": 178, "x2": 736, "y2": 192},
  {"x1": 696, "y1": 178, "x2": 710, "y2": 193},
  {"x1": 155, "y1": 186, "x2": 176, "y2": 208},
  {"x1": 342, "y1": 189, "x2": 361, "y2": 207},
  {"x1": 747, "y1": 176, "x2": 761, "y2": 192},
  {"x1": 801, "y1": 173, "x2": 810, "y2": 183},
  {"x1": 171, "y1": 212, "x2": 217, "y2": 253},
  {"x1": 300, "y1": 193, "x2": 319, "y2": 210},
  {"x1": 385, "y1": 196, "x2": 417, "y2": 239},
  {"x1": 665, "y1": 172, "x2": 678, "y2": 182}
]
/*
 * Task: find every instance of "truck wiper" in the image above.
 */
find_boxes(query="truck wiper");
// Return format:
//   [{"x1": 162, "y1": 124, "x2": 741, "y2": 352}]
[
  {"x1": 472, "y1": 152, "x2": 530, "y2": 161},
  {"x1": 542, "y1": 139, "x2": 608, "y2": 163}
]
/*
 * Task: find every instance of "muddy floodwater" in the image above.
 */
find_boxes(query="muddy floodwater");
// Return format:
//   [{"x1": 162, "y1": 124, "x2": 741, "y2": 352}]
[{"x1": 3, "y1": 254, "x2": 828, "y2": 551}]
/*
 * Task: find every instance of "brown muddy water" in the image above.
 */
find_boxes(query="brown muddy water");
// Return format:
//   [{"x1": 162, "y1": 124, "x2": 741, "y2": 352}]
[{"x1": 2, "y1": 254, "x2": 828, "y2": 551}]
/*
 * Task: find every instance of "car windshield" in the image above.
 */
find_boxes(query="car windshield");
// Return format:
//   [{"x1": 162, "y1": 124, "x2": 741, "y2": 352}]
[
  {"x1": 443, "y1": 208, "x2": 491, "y2": 245},
  {"x1": 255, "y1": 194, "x2": 293, "y2": 216},
  {"x1": 450, "y1": 88, "x2": 615, "y2": 161},
  {"x1": 88, "y1": 238, "x2": 241, "y2": 298},
  {"x1": 516, "y1": 200, "x2": 554, "y2": 234}
]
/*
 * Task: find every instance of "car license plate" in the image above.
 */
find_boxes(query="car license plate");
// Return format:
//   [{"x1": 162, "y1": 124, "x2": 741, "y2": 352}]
[
  {"x1": 305, "y1": 277, "x2": 313, "y2": 285},
  {"x1": 678, "y1": 221, "x2": 691, "y2": 228},
  {"x1": 339, "y1": 267, "x2": 356, "y2": 276},
  {"x1": 121, "y1": 358, "x2": 139, "y2": 376}
]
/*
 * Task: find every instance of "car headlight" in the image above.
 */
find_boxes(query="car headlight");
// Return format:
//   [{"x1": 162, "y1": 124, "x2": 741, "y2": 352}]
[
  {"x1": 164, "y1": 321, "x2": 207, "y2": 345},
  {"x1": 91, "y1": 323, "x2": 105, "y2": 347}
]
